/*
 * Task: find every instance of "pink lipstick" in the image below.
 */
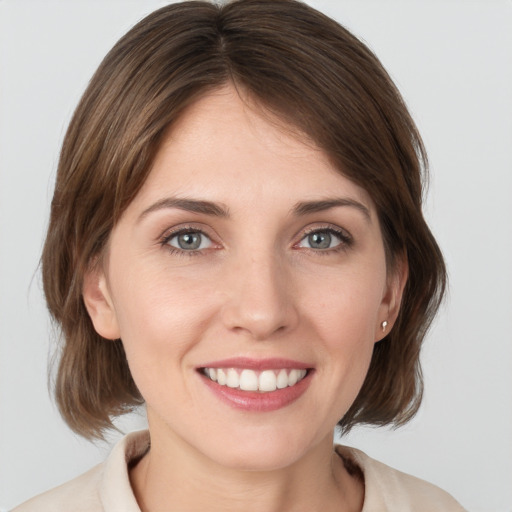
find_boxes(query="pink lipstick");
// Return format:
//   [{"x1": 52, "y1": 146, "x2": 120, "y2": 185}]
[{"x1": 198, "y1": 357, "x2": 313, "y2": 412}]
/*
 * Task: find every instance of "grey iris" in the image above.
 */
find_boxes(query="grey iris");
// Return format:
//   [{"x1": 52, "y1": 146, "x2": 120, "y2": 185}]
[
  {"x1": 309, "y1": 231, "x2": 331, "y2": 249},
  {"x1": 178, "y1": 232, "x2": 202, "y2": 250}
]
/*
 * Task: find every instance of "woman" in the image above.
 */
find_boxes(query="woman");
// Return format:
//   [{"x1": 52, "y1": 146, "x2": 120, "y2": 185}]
[{"x1": 14, "y1": 1, "x2": 465, "y2": 510}]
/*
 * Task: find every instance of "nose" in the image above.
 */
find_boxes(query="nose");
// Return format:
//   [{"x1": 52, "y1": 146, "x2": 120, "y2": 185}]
[{"x1": 220, "y1": 251, "x2": 299, "y2": 341}]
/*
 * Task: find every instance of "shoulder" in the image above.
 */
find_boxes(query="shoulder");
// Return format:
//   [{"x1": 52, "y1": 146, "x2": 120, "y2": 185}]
[
  {"x1": 12, "y1": 430, "x2": 149, "y2": 512},
  {"x1": 336, "y1": 445, "x2": 467, "y2": 512},
  {"x1": 11, "y1": 464, "x2": 103, "y2": 512}
]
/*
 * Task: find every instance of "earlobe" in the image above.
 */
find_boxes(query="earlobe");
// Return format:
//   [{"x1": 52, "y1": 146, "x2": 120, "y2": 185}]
[
  {"x1": 375, "y1": 256, "x2": 409, "y2": 342},
  {"x1": 82, "y1": 266, "x2": 120, "y2": 340}
]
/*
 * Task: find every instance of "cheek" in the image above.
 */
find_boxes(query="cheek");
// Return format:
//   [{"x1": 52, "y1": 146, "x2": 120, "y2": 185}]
[
  {"x1": 304, "y1": 265, "x2": 385, "y2": 405},
  {"x1": 315, "y1": 291, "x2": 377, "y2": 383},
  {"x1": 108, "y1": 263, "x2": 215, "y2": 368},
  {"x1": 109, "y1": 274, "x2": 214, "y2": 411},
  {"x1": 304, "y1": 264, "x2": 386, "y2": 341}
]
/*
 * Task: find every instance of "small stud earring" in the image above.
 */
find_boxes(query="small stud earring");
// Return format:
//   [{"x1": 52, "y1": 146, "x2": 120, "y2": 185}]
[{"x1": 381, "y1": 320, "x2": 388, "y2": 333}]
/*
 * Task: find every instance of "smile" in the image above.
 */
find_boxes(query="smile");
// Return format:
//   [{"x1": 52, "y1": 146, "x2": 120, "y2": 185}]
[{"x1": 201, "y1": 368, "x2": 308, "y2": 393}]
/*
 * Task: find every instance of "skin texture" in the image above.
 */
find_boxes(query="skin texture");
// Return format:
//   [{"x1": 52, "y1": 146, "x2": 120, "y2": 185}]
[{"x1": 83, "y1": 85, "x2": 406, "y2": 512}]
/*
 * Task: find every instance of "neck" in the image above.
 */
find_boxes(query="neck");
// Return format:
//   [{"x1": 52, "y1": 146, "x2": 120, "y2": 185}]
[{"x1": 130, "y1": 425, "x2": 363, "y2": 512}]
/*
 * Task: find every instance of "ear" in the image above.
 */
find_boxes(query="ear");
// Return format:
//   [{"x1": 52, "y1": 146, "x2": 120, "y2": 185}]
[
  {"x1": 82, "y1": 264, "x2": 121, "y2": 340},
  {"x1": 375, "y1": 254, "x2": 408, "y2": 342}
]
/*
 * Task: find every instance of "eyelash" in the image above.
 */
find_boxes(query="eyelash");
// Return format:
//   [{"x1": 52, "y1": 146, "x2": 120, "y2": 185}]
[
  {"x1": 160, "y1": 226, "x2": 214, "y2": 257},
  {"x1": 295, "y1": 226, "x2": 353, "y2": 255},
  {"x1": 159, "y1": 225, "x2": 353, "y2": 257}
]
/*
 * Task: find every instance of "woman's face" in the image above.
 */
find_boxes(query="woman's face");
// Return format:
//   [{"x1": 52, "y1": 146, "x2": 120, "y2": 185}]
[{"x1": 85, "y1": 85, "x2": 403, "y2": 471}]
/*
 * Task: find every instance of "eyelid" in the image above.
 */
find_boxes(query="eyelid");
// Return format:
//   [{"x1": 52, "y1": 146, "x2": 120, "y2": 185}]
[
  {"x1": 168, "y1": 231, "x2": 212, "y2": 251},
  {"x1": 159, "y1": 224, "x2": 221, "y2": 253},
  {"x1": 293, "y1": 224, "x2": 353, "y2": 251},
  {"x1": 157, "y1": 222, "x2": 352, "y2": 256},
  {"x1": 160, "y1": 222, "x2": 214, "y2": 241}
]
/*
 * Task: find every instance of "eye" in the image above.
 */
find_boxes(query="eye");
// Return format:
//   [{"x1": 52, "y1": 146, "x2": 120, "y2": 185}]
[
  {"x1": 297, "y1": 228, "x2": 351, "y2": 251},
  {"x1": 165, "y1": 230, "x2": 212, "y2": 251}
]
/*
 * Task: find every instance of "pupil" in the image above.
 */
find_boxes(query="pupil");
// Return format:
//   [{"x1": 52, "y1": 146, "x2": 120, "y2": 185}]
[
  {"x1": 309, "y1": 232, "x2": 331, "y2": 249},
  {"x1": 178, "y1": 233, "x2": 200, "y2": 250}
]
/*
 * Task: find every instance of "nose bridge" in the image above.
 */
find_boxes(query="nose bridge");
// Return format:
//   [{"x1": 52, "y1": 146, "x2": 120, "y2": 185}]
[{"x1": 221, "y1": 246, "x2": 298, "y2": 340}]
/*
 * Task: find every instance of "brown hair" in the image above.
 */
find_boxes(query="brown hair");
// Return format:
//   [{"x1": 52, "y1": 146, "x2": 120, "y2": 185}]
[{"x1": 42, "y1": 0, "x2": 446, "y2": 439}]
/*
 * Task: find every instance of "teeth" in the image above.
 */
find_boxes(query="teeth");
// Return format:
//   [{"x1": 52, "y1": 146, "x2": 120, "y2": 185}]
[
  {"x1": 203, "y1": 367, "x2": 307, "y2": 392},
  {"x1": 217, "y1": 368, "x2": 227, "y2": 385},
  {"x1": 288, "y1": 369, "x2": 299, "y2": 386},
  {"x1": 226, "y1": 368, "x2": 239, "y2": 388},
  {"x1": 259, "y1": 370, "x2": 277, "y2": 392},
  {"x1": 239, "y1": 369, "x2": 258, "y2": 391},
  {"x1": 276, "y1": 369, "x2": 288, "y2": 389}
]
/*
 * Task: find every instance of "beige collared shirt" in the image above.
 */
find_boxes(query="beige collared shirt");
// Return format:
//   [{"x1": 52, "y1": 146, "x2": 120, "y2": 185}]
[{"x1": 13, "y1": 430, "x2": 466, "y2": 511}]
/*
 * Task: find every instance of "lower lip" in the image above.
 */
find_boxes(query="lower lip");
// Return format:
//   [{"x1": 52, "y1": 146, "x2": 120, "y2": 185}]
[{"x1": 200, "y1": 371, "x2": 313, "y2": 412}]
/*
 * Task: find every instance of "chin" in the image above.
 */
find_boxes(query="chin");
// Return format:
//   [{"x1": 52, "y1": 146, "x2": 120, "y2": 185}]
[{"x1": 200, "y1": 426, "x2": 326, "y2": 472}]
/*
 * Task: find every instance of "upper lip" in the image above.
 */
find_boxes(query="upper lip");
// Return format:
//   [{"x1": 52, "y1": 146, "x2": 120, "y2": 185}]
[{"x1": 198, "y1": 357, "x2": 312, "y2": 371}]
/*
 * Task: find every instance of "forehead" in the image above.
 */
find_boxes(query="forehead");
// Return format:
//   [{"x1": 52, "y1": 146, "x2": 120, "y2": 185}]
[{"x1": 129, "y1": 85, "x2": 375, "y2": 215}]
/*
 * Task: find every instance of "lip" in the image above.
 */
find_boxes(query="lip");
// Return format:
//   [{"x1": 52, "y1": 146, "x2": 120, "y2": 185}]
[
  {"x1": 198, "y1": 357, "x2": 311, "y2": 371},
  {"x1": 197, "y1": 357, "x2": 314, "y2": 412}
]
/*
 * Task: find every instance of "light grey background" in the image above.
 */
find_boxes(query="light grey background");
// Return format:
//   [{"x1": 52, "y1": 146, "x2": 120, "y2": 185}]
[{"x1": 1, "y1": 1, "x2": 511, "y2": 511}]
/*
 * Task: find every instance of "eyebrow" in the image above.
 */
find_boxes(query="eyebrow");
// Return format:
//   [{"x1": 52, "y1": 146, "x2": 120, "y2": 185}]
[
  {"x1": 292, "y1": 198, "x2": 371, "y2": 221},
  {"x1": 138, "y1": 196, "x2": 371, "y2": 222},
  {"x1": 138, "y1": 197, "x2": 230, "y2": 222}
]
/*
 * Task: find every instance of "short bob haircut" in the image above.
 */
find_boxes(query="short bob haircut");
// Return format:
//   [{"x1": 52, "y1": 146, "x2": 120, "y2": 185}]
[{"x1": 42, "y1": 0, "x2": 446, "y2": 439}]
